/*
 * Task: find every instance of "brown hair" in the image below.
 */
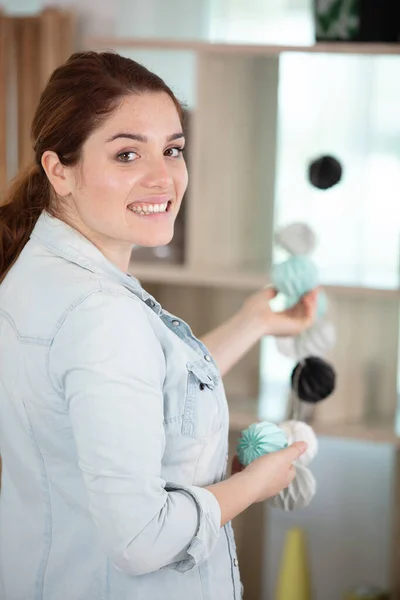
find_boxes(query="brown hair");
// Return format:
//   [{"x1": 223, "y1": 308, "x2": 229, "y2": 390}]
[{"x1": 0, "y1": 51, "x2": 183, "y2": 281}]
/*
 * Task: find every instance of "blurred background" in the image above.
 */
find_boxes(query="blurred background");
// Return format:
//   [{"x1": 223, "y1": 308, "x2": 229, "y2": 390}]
[{"x1": 1, "y1": 1, "x2": 400, "y2": 599}]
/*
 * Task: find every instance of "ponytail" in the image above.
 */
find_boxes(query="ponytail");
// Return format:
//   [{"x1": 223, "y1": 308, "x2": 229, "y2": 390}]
[{"x1": 0, "y1": 164, "x2": 50, "y2": 282}]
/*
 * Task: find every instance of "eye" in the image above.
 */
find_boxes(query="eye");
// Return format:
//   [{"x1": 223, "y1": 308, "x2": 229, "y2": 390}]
[
  {"x1": 164, "y1": 146, "x2": 184, "y2": 158},
  {"x1": 117, "y1": 151, "x2": 138, "y2": 163}
]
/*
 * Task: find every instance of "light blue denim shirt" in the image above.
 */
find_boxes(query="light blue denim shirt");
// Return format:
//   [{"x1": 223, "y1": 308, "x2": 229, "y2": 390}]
[{"x1": 0, "y1": 212, "x2": 243, "y2": 600}]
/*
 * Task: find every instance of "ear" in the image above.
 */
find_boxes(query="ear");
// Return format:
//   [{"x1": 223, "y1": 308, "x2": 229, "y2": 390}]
[{"x1": 41, "y1": 151, "x2": 73, "y2": 197}]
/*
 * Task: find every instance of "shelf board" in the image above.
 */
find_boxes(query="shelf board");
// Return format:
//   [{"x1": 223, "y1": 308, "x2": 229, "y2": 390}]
[
  {"x1": 228, "y1": 397, "x2": 400, "y2": 446},
  {"x1": 129, "y1": 261, "x2": 400, "y2": 297},
  {"x1": 85, "y1": 36, "x2": 400, "y2": 57},
  {"x1": 129, "y1": 261, "x2": 269, "y2": 290}
]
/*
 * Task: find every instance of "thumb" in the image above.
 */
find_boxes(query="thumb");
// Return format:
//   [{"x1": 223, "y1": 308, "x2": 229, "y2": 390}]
[
  {"x1": 262, "y1": 284, "x2": 278, "y2": 301},
  {"x1": 281, "y1": 441, "x2": 308, "y2": 462}
]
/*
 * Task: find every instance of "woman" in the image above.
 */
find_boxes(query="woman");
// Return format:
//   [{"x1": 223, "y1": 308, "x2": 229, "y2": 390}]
[{"x1": 0, "y1": 52, "x2": 315, "y2": 600}]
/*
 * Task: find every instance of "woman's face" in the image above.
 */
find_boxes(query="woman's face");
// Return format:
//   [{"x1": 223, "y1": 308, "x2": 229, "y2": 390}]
[{"x1": 60, "y1": 92, "x2": 188, "y2": 268}]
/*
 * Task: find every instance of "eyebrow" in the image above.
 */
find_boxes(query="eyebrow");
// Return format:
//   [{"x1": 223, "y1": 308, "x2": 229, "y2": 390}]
[{"x1": 106, "y1": 132, "x2": 185, "y2": 143}]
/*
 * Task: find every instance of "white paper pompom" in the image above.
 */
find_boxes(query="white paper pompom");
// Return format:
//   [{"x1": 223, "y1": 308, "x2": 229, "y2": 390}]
[
  {"x1": 276, "y1": 319, "x2": 336, "y2": 361},
  {"x1": 274, "y1": 335, "x2": 297, "y2": 358},
  {"x1": 279, "y1": 420, "x2": 318, "y2": 467},
  {"x1": 274, "y1": 222, "x2": 317, "y2": 256},
  {"x1": 296, "y1": 319, "x2": 336, "y2": 357},
  {"x1": 268, "y1": 464, "x2": 316, "y2": 511}
]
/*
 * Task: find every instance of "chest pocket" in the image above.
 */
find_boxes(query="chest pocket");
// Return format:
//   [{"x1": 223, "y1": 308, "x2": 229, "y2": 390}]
[{"x1": 182, "y1": 359, "x2": 222, "y2": 440}]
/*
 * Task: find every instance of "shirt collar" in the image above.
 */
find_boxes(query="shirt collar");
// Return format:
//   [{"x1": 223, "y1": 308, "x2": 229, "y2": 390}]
[{"x1": 31, "y1": 211, "x2": 162, "y2": 314}]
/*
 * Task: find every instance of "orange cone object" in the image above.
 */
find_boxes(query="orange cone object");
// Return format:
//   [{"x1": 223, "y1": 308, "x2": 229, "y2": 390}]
[{"x1": 275, "y1": 527, "x2": 312, "y2": 600}]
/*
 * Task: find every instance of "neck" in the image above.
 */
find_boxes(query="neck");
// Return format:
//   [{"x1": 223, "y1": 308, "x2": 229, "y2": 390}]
[{"x1": 59, "y1": 210, "x2": 132, "y2": 273}]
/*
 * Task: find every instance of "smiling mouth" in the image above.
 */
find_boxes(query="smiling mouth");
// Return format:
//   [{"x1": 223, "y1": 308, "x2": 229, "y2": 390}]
[{"x1": 127, "y1": 200, "x2": 172, "y2": 216}]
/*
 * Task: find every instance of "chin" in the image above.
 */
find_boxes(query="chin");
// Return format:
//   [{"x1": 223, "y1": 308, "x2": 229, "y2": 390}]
[{"x1": 134, "y1": 232, "x2": 174, "y2": 248}]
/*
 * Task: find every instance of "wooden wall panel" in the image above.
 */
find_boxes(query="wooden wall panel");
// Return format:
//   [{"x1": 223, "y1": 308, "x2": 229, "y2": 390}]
[
  {"x1": 39, "y1": 8, "x2": 76, "y2": 90},
  {"x1": 15, "y1": 17, "x2": 41, "y2": 170},
  {"x1": 0, "y1": 12, "x2": 10, "y2": 193},
  {"x1": 0, "y1": 8, "x2": 76, "y2": 181}
]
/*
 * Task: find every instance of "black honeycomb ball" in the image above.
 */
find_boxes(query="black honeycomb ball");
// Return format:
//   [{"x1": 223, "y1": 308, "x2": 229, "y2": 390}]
[
  {"x1": 291, "y1": 356, "x2": 336, "y2": 403},
  {"x1": 308, "y1": 155, "x2": 343, "y2": 190}
]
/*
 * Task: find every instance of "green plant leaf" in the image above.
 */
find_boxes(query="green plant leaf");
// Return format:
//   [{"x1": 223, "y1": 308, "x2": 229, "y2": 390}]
[{"x1": 325, "y1": 0, "x2": 345, "y2": 25}]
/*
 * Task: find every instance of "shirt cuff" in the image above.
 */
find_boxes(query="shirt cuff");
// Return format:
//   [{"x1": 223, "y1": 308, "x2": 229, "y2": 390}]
[{"x1": 165, "y1": 482, "x2": 222, "y2": 573}]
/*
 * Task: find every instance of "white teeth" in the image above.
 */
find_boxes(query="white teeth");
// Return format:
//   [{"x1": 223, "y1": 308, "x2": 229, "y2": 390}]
[{"x1": 128, "y1": 202, "x2": 168, "y2": 214}]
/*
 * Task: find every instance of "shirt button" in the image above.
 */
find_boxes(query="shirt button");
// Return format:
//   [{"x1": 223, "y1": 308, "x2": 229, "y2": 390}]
[
  {"x1": 233, "y1": 558, "x2": 239, "y2": 567},
  {"x1": 199, "y1": 383, "x2": 205, "y2": 391},
  {"x1": 172, "y1": 319, "x2": 180, "y2": 326},
  {"x1": 204, "y1": 354, "x2": 211, "y2": 362}
]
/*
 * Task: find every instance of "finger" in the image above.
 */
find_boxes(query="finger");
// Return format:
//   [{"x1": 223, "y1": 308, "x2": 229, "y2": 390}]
[
  {"x1": 262, "y1": 285, "x2": 278, "y2": 301},
  {"x1": 231, "y1": 454, "x2": 244, "y2": 475},
  {"x1": 304, "y1": 299, "x2": 317, "y2": 322},
  {"x1": 303, "y1": 290, "x2": 318, "y2": 309},
  {"x1": 304, "y1": 287, "x2": 320, "y2": 300},
  {"x1": 288, "y1": 464, "x2": 296, "y2": 483},
  {"x1": 301, "y1": 292, "x2": 318, "y2": 321},
  {"x1": 280, "y1": 465, "x2": 296, "y2": 491},
  {"x1": 284, "y1": 300, "x2": 314, "y2": 327},
  {"x1": 281, "y1": 441, "x2": 308, "y2": 462},
  {"x1": 285, "y1": 292, "x2": 314, "y2": 315}
]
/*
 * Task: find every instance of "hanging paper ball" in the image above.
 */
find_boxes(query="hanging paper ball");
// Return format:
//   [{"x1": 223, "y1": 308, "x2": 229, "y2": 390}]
[
  {"x1": 297, "y1": 319, "x2": 336, "y2": 358},
  {"x1": 274, "y1": 222, "x2": 317, "y2": 256},
  {"x1": 271, "y1": 255, "x2": 319, "y2": 299},
  {"x1": 308, "y1": 155, "x2": 343, "y2": 190},
  {"x1": 274, "y1": 335, "x2": 297, "y2": 358},
  {"x1": 276, "y1": 319, "x2": 337, "y2": 361},
  {"x1": 268, "y1": 464, "x2": 316, "y2": 511},
  {"x1": 279, "y1": 420, "x2": 318, "y2": 467},
  {"x1": 236, "y1": 421, "x2": 288, "y2": 467},
  {"x1": 291, "y1": 356, "x2": 336, "y2": 403}
]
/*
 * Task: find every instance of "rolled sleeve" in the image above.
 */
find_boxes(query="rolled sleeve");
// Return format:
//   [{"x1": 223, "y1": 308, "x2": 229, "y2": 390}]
[
  {"x1": 165, "y1": 484, "x2": 222, "y2": 573},
  {"x1": 49, "y1": 289, "x2": 221, "y2": 577}
]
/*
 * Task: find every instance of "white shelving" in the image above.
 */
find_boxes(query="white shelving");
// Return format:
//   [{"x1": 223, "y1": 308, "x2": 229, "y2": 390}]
[
  {"x1": 227, "y1": 395, "x2": 400, "y2": 446},
  {"x1": 130, "y1": 260, "x2": 400, "y2": 297},
  {"x1": 85, "y1": 37, "x2": 400, "y2": 57}
]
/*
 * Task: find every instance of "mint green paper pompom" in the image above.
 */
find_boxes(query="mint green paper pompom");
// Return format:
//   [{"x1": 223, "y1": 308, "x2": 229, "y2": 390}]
[
  {"x1": 237, "y1": 422, "x2": 288, "y2": 467},
  {"x1": 271, "y1": 255, "x2": 319, "y2": 298}
]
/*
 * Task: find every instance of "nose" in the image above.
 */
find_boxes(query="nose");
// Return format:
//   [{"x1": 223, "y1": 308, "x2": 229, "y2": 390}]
[{"x1": 141, "y1": 155, "x2": 173, "y2": 190}]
